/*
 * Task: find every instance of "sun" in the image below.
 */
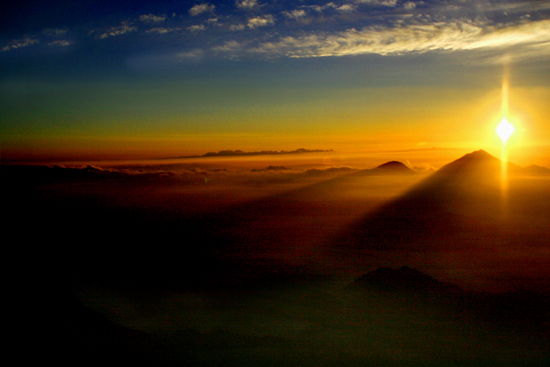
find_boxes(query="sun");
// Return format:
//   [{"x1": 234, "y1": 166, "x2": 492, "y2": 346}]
[{"x1": 496, "y1": 117, "x2": 515, "y2": 145}]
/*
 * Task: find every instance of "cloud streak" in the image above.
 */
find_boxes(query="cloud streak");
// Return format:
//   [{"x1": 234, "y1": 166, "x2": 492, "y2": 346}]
[
  {"x1": 189, "y1": 3, "x2": 216, "y2": 16},
  {"x1": 243, "y1": 19, "x2": 550, "y2": 60},
  {"x1": 283, "y1": 9, "x2": 307, "y2": 20},
  {"x1": 188, "y1": 24, "x2": 206, "y2": 32},
  {"x1": 236, "y1": 0, "x2": 260, "y2": 10},
  {"x1": 47, "y1": 40, "x2": 72, "y2": 47},
  {"x1": 2, "y1": 0, "x2": 549, "y2": 66},
  {"x1": 145, "y1": 27, "x2": 179, "y2": 34},
  {"x1": 247, "y1": 15, "x2": 275, "y2": 29},
  {"x1": 354, "y1": 0, "x2": 398, "y2": 7},
  {"x1": 1, "y1": 37, "x2": 39, "y2": 52},
  {"x1": 96, "y1": 22, "x2": 137, "y2": 39},
  {"x1": 139, "y1": 14, "x2": 166, "y2": 24}
]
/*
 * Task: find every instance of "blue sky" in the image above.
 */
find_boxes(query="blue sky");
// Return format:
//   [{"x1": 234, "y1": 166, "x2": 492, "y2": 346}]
[{"x1": 3, "y1": 1, "x2": 549, "y2": 75}]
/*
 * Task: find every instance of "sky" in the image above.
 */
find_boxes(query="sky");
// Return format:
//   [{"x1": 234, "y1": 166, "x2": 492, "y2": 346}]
[{"x1": 1, "y1": 0, "x2": 549, "y2": 165}]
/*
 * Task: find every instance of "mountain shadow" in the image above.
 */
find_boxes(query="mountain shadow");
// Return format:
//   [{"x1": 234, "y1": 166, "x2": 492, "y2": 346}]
[
  {"x1": 327, "y1": 150, "x2": 550, "y2": 292},
  {"x1": 329, "y1": 150, "x2": 544, "y2": 252}
]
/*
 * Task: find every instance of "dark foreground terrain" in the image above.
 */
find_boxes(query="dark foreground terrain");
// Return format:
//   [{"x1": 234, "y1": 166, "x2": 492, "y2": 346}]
[{"x1": 4, "y1": 150, "x2": 550, "y2": 366}]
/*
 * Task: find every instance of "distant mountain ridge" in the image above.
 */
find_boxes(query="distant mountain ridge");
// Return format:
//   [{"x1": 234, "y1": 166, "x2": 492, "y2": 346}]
[
  {"x1": 524, "y1": 164, "x2": 550, "y2": 176},
  {"x1": 181, "y1": 148, "x2": 334, "y2": 158}
]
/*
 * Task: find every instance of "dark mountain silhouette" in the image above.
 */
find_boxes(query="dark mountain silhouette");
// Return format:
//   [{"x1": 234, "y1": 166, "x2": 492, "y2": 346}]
[
  {"x1": 374, "y1": 161, "x2": 415, "y2": 174},
  {"x1": 328, "y1": 150, "x2": 550, "y2": 293},
  {"x1": 351, "y1": 266, "x2": 460, "y2": 294},
  {"x1": 421, "y1": 149, "x2": 536, "y2": 188},
  {"x1": 431, "y1": 149, "x2": 550, "y2": 178},
  {"x1": 330, "y1": 150, "x2": 520, "y2": 252},
  {"x1": 350, "y1": 266, "x2": 550, "y2": 331},
  {"x1": 525, "y1": 164, "x2": 550, "y2": 176},
  {"x1": 435, "y1": 149, "x2": 502, "y2": 174},
  {"x1": 303, "y1": 161, "x2": 413, "y2": 177}
]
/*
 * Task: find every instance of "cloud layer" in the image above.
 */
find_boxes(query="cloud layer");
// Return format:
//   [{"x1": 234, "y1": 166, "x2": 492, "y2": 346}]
[
  {"x1": 1, "y1": 1, "x2": 549, "y2": 65},
  {"x1": 245, "y1": 19, "x2": 550, "y2": 59}
]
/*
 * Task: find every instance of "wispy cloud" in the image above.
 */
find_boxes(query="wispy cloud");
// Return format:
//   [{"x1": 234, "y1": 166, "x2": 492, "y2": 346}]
[
  {"x1": 3, "y1": 0, "x2": 549, "y2": 66},
  {"x1": 96, "y1": 22, "x2": 137, "y2": 39},
  {"x1": 188, "y1": 24, "x2": 206, "y2": 32},
  {"x1": 244, "y1": 19, "x2": 550, "y2": 60},
  {"x1": 230, "y1": 24, "x2": 247, "y2": 31},
  {"x1": 236, "y1": 0, "x2": 260, "y2": 10},
  {"x1": 212, "y1": 40, "x2": 249, "y2": 60},
  {"x1": 47, "y1": 40, "x2": 73, "y2": 47},
  {"x1": 336, "y1": 4, "x2": 357, "y2": 12},
  {"x1": 42, "y1": 28, "x2": 69, "y2": 37},
  {"x1": 145, "y1": 27, "x2": 179, "y2": 34},
  {"x1": 403, "y1": 1, "x2": 416, "y2": 11},
  {"x1": 248, "y1": 15, "x2": 275, "y2": 29},
  {"x1": 306, "y1": 2, "x2": 338, "y2": 13},
  {"x1": 139, "y1": 14, "x2": 166, "y2": 24},
  {"x1": 355, "y1": 0, "x2": 398, "y2": 7},
  {"x1": 176, "y1": 49, "x2": 205, "y2": 62},
  {"x1": 189, "y1": 3, "x2": 216, "y2": 16},
  {"x1": 1, "y1": 37, "x2": 39, "y2": 52},
  {"x1": 213, "y1": 40, "x2": 243, "y2": 52},
  {"x1": 283, "y1": 9, "x2": 307, "y2": 20},
  {"x1": 467, "y1": 0, "x2": 550, "y2": 14}
]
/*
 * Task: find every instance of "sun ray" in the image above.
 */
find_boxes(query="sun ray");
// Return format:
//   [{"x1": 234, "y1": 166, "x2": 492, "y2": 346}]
[{"x1": 497, "y1": 63, "x2": 515, "y2": 219}]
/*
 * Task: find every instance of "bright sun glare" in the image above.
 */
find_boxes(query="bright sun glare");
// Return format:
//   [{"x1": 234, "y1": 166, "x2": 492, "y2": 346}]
[{"x1": 496, "y1": 117, "x2": 515, "y2": 145}]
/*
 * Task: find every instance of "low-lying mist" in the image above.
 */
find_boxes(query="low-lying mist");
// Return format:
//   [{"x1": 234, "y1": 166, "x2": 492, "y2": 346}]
[{"x1": 4, "y1": 151, "x2": 550, "y2": 366}]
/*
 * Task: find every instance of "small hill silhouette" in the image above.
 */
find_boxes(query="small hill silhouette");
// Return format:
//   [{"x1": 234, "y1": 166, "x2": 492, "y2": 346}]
[
  {"x1": 375, "y1": 161, "x2": 415, "y2": 174},
  {"x1": 352, "y1": 160, "x2": 415, "y2": 177},
  {"x1": 350, "y1": 267, "x2": 550, "y2": 331},
  {"x1": 351, "y1": 266, "x2": 460, "y2": 294}
]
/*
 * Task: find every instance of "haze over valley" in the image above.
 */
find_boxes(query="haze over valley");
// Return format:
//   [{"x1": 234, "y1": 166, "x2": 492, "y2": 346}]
[{"x1": 5, "y1": 149, "x2": 550, "y2": 366}]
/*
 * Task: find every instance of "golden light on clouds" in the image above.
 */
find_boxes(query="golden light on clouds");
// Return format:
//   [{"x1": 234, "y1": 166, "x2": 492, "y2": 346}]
[{"x1": 245, "y1": 19, "x2": 550, "y2": 60}]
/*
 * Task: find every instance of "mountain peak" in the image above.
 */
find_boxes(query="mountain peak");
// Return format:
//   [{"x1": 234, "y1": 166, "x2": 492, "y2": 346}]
[
  {"x1": 440, "y1": 150, "x2": 548, "y2": 177},
  {"x1": 450, "y1": 149, "x2": 499, "y2": 167},
  {"x1": 461, "y1": 149, "x2": 496, "y2": 161},
  {"x1": 375, "y1": 161, "x2": 414, "y2": 174},
  {"x1": 435, "y1": 149, "x2": 502, "y2": 177}
]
